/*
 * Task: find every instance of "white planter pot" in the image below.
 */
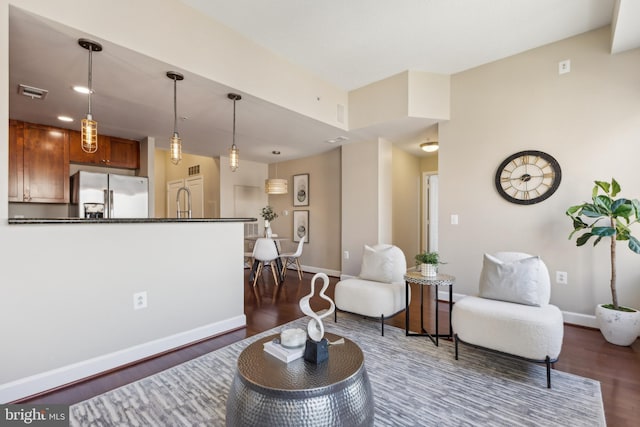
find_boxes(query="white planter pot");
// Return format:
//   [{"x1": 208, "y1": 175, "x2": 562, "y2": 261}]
[
  {"x1": 595, "y1": 304, "x2": 640, "y2": 346},
  {"x1": 420, "y1": 263, "x2": 438, "y2": 277}
]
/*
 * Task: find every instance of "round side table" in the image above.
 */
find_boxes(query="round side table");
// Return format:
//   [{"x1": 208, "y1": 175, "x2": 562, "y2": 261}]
[
  {"x1": 226, "y1": 332, "x2": 374, "y2": 426},
  {"x1": 404, "y1": 272, "x2": 455, "y2": 346}
]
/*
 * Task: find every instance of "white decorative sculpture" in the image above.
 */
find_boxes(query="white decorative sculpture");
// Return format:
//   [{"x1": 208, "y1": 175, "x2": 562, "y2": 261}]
[{"x1": 299, "y1": 273, "x2": 335, "y2": 352}]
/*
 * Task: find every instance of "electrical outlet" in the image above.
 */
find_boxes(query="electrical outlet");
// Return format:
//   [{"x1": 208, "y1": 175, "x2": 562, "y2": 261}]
[
  {"x1": 451, "y1": 214, "x2": 459, "y2": 225},
  {"x1": 344, "y1": 251, "x2": 350, "y2": 260},
  {"x1": 133, "y1": 291, "x2": 147, "y2": 310},
  {"x1": 556, "y1": 271, "x2": 568, "y2": 285},
  {"x1": 558, "y1": 59, "x2": 571, "y2": 75}
]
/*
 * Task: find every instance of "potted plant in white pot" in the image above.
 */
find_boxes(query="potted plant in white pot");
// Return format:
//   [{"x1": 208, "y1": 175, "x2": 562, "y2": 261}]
[
  {"x1": 260, "y1": 205, "x2": 278, "y2": 238},
  {"x1": 415, "y1": 251, "x2": 440, "y2": 277},
  {"x1": 566, "y1": 178, "x2": 640, "y2": 346}
]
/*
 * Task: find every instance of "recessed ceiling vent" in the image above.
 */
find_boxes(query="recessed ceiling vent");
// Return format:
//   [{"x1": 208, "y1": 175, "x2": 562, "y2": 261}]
[{"x1": 18, "y1": 84, "x2": 48, "y2": 100}]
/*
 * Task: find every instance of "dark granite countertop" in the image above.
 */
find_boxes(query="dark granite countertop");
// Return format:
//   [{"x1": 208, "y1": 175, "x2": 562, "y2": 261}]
[{"x1": 8, "y1": 217, "x2": 258, "y2": 224}]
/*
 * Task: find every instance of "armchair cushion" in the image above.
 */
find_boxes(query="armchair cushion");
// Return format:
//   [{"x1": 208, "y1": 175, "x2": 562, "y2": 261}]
[
  {"x1": 359, "y1": 244, "x2": 394, "y2": 283},
  {"x1": 479, "y1": 253, "x2": 541, "y2": 306}
]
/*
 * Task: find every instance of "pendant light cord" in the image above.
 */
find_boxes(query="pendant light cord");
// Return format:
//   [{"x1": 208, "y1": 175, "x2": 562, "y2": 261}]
[
  {"x1": 173, "y1": 76, "x2": 178, "y2": 134},
  {"x1": 232, "y1": 98, "x2": 237, "y2": 147},
  {"x1": 87, "y1": 47, "x2": 93, "y2": 116}
]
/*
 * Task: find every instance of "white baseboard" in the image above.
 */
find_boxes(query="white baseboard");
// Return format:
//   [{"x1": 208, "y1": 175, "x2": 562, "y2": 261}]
[
  {"x1": 297, "y1": 264, "x2": 341, "y2": 278},
  {"x1": 0, "y1": 315, "x2": 246, "y2": 404},
  {"x1": 560, "y1": 311, "x2": 598, "y2": 328}
]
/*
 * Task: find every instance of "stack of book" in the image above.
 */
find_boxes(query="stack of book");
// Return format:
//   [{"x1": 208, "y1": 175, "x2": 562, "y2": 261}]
[{"x1": 263, "y1": 340, "x2": 305, "y2": 363}]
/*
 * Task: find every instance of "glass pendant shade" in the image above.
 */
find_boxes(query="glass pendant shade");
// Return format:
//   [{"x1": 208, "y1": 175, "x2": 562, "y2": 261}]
[
  {"x1": 265, "y1": 178, "x2": 288, "y2": 194},
  {"x1": 229, "y1": 144, "x2": 239, "y2": 172},
  {"x1": 167, "y1": 71, "x2": 185, "y2": 166},
  {"x1": 78, "y1": 39, "x2": 102, "y2": 154},
  {"x1": 228, "y1": 93, "x2": 242, "y2": 172},
  {"x1": 81, "y1": 115, "x2": 98, "y2": 153},
  {"x1": 170, "y1": 132, "x2": 182, "y2": 165}
]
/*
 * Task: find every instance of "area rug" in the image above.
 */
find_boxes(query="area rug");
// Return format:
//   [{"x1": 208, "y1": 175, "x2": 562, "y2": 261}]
[{"x1": 69, "y1": 315, "x2": 605, "y2": 426}]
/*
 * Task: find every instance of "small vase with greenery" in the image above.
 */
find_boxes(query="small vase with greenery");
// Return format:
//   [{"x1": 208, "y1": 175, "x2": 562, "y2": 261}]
[
  {"x1": 260, "y1": 206, "x2": 278, "y2": 237},
  {"x1": 415, "y1": 251, "x2": 440, "y2": 277},
  {"x1": 566, "y1": 178, "x2": 640, "y2": 345}
]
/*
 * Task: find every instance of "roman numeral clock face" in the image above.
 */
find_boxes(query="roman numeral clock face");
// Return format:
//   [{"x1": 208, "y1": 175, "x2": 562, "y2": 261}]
[{"x1": 494, "y1": 150, "x2": 561, "y2": 205}]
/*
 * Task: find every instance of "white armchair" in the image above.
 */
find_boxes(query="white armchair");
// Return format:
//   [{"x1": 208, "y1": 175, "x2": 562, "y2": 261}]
[
  {"x1": 452, "y1": 252, "x2": 564, "y2": 388},
  {"x1": 334, "y1": 244, "x2": 408, "y2": 335}
]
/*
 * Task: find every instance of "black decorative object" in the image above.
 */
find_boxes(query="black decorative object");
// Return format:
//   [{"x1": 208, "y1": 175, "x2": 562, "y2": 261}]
[{"x1": 303, "y1": 337, "x2": 329, "y2": 364}]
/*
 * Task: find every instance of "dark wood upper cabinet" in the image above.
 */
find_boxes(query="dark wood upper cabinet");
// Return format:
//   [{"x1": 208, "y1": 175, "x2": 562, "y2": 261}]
[
  {"x1": 107, "y1": 137, "x2": 140, "y2": 169},
  {"x1": 9, "y1": 121, "x2": 70, "y2": 203},
  {"x1": 69, "y1": 130, "x2": 140, "y2": 169}
]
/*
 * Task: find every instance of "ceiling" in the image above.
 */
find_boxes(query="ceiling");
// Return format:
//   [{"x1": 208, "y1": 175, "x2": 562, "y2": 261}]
[{"x1": 8, "y1": 1, "x2": 639, "y2": 164}]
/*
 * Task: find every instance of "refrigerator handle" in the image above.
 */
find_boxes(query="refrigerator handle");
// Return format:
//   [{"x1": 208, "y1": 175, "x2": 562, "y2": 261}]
[
  {"x1": 103, "y1": 189, "x2": 109, "y2": 218},
  {"x1": 109, "y1": 190, "x2": 115, "y2": 218}
]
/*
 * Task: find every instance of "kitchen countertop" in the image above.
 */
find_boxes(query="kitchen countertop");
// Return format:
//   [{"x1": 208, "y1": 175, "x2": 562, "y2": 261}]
[{"x1": 8, "y1": 217, "x2": 258, "y2": 224}]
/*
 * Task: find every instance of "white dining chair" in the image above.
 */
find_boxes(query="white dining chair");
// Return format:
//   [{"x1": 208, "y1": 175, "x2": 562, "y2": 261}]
[
  {"x1": 280, "y1": 236, "x2": 306, "y2": 280},
  {"x1": 251, "y1": 238, "x2": 281, "y2": 292}
]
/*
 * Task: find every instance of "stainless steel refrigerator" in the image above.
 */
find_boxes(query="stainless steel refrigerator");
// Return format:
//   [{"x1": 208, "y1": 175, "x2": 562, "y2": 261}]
[{"x1": 70, "y1": 171, "x2": 149, "y2": 218}]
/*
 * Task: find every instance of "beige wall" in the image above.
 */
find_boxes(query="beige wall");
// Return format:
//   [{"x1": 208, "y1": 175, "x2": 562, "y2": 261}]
[
  {"x1": 155, "y1": 150, "x2": 220, "y2": 218},
  {"x1": 420, "y1": 154, "x2": 438, "y2": 172},
  {"x1": 349, "y1": 70, "x2": 450, "y2": 131},
  {"x1": 341, "y1": 139, "x2": 397, "y2": 276},
  {"x1": 439, "y1": 27, "x2": 640, "y2": 316},
  {"x1": 392, "y1": 145, "x2": 421, "y2": 265},
  {"x1": 268, "y1": 148, "x2": 342, "y2": 273}
]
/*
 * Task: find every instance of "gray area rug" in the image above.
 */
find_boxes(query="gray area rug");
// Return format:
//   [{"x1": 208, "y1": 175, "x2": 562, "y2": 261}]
[{"x1": 69, "y1": 315, "x2": 605, "y2": 426}]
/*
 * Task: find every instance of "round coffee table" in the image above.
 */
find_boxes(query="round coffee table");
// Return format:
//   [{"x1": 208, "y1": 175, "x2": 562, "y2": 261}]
[{"x1": 225, "y1": 332, "x2": 374, "y2": 426}]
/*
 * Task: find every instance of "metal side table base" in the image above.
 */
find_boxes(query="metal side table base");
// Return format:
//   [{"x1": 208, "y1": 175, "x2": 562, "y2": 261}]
[{"x1": 404, "y1": 272, "x2": 455, "y2": 346}]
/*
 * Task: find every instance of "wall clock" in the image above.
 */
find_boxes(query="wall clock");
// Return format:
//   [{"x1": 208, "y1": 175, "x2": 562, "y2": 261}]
[{"x1": 494, "y1": 150, "x2": 561, "y2": 205}]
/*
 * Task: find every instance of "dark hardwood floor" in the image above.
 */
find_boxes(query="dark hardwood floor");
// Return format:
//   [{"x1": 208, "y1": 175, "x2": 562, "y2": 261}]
[{"x1": 19, "y1": 269, "x2": 640, "y2": 426}]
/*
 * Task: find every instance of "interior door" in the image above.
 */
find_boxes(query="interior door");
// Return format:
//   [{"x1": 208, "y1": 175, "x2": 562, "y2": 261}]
[
  {"x1": 167, "y1": 179, "x2": 184, "y2": 218},
  {"x1": 422, "y1": 173, "x2": 439, "y2": 252},
  {"x1": 185, "y1": 175, "x2": 204, "y2": 218}
]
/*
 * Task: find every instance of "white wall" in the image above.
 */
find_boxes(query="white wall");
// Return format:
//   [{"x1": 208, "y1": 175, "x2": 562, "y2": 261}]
[
  {"x1": 439, "y1": 27, "x2": 640, "y2": 316},
  {"x1": 219, "y1": 156, "x2": 267, "y2": 218},
  {"x1": 0, "y1": 221, "x2": 246, "y2": 402}
]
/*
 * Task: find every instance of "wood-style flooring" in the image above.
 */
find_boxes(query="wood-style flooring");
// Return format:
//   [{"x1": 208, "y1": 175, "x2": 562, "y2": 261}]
[{"x1": 19, "y1": 270, "x2": 640, "y2": 426}]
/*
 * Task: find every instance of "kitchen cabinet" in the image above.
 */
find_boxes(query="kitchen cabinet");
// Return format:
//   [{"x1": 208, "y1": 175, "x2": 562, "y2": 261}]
[
  {"x1": 69, "y1": 130, "x2": 140, "y2": 169},
  {"x1": 9, "y1": 120, "x2": 70, "y2": 203}
]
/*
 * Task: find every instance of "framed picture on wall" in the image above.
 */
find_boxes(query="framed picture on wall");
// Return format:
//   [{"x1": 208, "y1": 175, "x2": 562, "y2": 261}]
[
  {"x1": 293, "y1": 173, "x2": 309, "y2": 206},
  {"x1": 293, "y1": 210, "x2": 309, "y2": 243}
]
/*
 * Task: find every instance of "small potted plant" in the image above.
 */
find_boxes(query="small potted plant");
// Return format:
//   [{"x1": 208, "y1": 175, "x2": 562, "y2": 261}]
[
  {"x1": 566, "y1": 178, "x2": 640, "y2": 346},
  {"x1": 415, "y1": 251, "x2": 440, "y2": 277},
  {"x1": 260, "y1": 206, "x2": 278, "y2": 238}
]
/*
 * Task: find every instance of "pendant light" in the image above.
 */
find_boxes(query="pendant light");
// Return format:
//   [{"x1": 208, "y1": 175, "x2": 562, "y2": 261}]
[
  {"x1": 265, "y1": 151, "x2": 288, "y2": 194},
  {"x1": 78, "y1": 38, "x2": 102, "y2": 154},
  {"x1": 167, "y1": 71, "x2": 184, "y2": 165},
  {"x1": 228, "y1": 93, "x2": 242, "y2": 172}
]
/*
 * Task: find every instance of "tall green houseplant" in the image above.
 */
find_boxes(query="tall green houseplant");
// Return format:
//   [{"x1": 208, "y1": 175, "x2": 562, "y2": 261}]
[{"x1": 566, "y1": 178, "x2": 640, "y2": 310}]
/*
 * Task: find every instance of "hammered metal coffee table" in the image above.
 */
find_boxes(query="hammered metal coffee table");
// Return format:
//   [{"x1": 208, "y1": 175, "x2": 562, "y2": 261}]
[{"x1": 225, "y1": 332, "x2": 374, "y2": 426}]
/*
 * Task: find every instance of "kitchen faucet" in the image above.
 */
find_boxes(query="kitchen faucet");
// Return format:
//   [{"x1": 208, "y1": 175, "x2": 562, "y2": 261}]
[{"x1": 176, "y1": 186, "x2": 192, "y2": 219}]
